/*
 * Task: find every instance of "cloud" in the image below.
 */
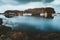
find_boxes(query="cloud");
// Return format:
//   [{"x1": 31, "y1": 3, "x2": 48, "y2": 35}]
[
  {"x1": 49, "y1": 0, "x2": 60, "y2": 13},
  {"x1": 51, "y1": 0, "x2": 60, "y2": 5},
  {"x1": 0, "y1": 2, "x2": 53, "y2": 13},
  {"x1": 0, "y1": 0, "x2": 60, "y2": 13},
  {"x1": 0, "y1": 0, "x2": 54, "y2": 5},
  {"x1": 0, "y1": 0, "x2": 19, "y2": 5},
  {"x1": 0, "y1": 2, "x2": 56, "y2": 13},
  {"x1": 16, "y1": 0, "x2": 54, "y2": 3}
]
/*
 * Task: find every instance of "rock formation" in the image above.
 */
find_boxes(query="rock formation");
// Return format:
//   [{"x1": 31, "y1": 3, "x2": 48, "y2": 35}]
[
  {"x1": 4, "y1": 7, "x2": 55, "y2": 18},
  {"x1": 4, "y1": 10, "x2": 23, "y2": 18},
  {"x1": 24, "y1": 7, "x2": 55, "y2": 18}
]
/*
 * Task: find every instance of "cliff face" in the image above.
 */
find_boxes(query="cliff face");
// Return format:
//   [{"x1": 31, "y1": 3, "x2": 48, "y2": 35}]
[
  {"x1": 24, "y1": 7, "x2": 55, "y2": 13},
  {"x1": 44, "y1": 7, "x2": 55, "y2": 18},
  {"x1": 24, "y1": 7, "x2": 55, "y2": 18},
  {"x1": 44, "y1": 7, "x2": 55, "y2": 13}
]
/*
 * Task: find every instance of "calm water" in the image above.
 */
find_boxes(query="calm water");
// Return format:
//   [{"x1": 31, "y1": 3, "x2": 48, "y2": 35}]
[{"x1": 2, "y1": 16, "x2": 60, "y2": 32}]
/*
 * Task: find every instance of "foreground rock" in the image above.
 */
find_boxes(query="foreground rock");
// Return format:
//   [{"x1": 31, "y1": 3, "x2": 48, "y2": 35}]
[{"x1": 0, "y1": 32, "x2": 60, "y2": 40}]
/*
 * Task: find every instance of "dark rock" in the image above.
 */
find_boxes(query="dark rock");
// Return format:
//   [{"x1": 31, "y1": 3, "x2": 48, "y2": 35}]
[{"x1": 24, "y1": 7, "x2": 55, "y2": 18}]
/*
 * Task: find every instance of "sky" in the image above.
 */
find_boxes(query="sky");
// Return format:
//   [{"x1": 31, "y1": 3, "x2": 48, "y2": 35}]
[{"x1": 0, "y1": 0, "x2": 60, "y2": 13}]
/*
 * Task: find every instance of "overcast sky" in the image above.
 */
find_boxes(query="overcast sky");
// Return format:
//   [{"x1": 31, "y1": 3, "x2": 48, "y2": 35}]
[{"x1": 0, "y1": 0, "x2": 60, "y2": 13}]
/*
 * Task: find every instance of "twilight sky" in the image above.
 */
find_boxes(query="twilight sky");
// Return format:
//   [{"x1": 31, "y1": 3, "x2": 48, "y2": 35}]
[{"x1": 0, "y1": 0, "x2": 60, "y2": 13}]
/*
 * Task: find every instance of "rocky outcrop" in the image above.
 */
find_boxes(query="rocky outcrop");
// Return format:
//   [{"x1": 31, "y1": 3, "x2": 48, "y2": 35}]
[
  {"x1": 4, "y1": 10, "x2": 23, "y2": 18},
  {"x1": 1, "y1": 32, "x2": 60, "y2": 40},
  {"x1": 4, "y1": 7, "x2": 55, "y2": 18},
  {"x1": 24, "y1": 7, "x2": 55, "y2": 18},
  {"x1": 0, "y1": 25, "x2": 12, "y2": 35},
  {"x1": 24, "y1": 7, "x2": 55, "y2": 13}
]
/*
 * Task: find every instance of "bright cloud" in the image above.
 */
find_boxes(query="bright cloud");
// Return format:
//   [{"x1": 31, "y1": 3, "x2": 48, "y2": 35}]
[
  {"x1": 0, "y1": 0, "x2": 60, "y2": 13},
  {"x1": 0, "y1": 2, "x2": 53, "y2": 13}
]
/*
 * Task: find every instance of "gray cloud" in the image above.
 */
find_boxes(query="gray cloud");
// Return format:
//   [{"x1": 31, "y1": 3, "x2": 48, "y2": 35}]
[
  {"x1": 42, "y1": 0, "x2": 54, "y2": 3},
  {"x1": 0, "y1": 0, "x2": 54, "y2": 5},
  {"x1": 16, "y1": 0, "x2": 54, "y2": 4}
]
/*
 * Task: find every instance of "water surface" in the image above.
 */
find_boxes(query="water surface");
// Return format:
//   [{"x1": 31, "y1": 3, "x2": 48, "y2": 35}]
[{"x1": 2, "y1": 16, "x2": 60, "y2": 32}]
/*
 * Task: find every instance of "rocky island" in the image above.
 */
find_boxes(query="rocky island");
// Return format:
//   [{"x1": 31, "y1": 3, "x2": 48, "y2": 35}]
[{"x1": 4, "y1": 7, "x2": 55, "y2": 18}]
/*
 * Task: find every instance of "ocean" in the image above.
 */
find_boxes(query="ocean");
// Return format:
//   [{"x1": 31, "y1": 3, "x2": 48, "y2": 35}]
[{"x1": 2, "y1": 16, "x2": 60, "y2": 32}]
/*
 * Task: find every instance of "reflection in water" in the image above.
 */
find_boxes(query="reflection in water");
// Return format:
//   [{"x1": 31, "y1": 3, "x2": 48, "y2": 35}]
[{"x1": 2, "y1": 16, "x2": 60, "y2": 32}]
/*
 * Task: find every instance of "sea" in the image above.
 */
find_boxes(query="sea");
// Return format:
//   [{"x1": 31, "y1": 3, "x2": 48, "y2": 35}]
[{"x1": 1, "y1": 15, "x2": 60, "y2": 32}]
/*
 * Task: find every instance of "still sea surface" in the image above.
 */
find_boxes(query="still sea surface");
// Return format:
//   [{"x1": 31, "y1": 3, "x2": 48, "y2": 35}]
[{"x1": 1, "y1": 15, "x2": 60, "y2": 32}]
